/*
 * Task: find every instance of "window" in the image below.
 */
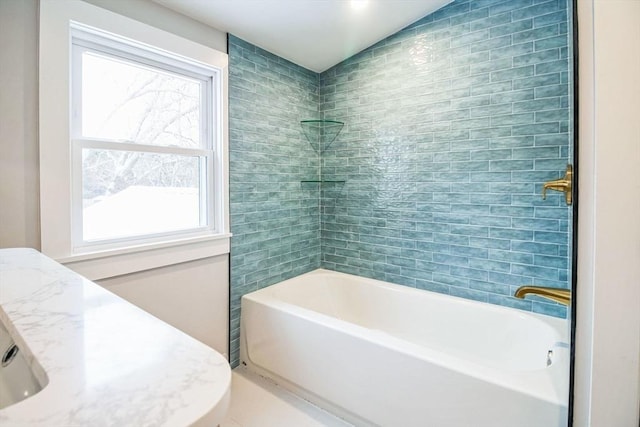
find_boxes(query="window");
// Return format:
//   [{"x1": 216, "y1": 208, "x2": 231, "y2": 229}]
[
  {"x1": 39, "y1": 1, "x2": 229, "y2": 279},
  {"x1": 71, "y1": 27, "x2": 217, "y2": 250}
]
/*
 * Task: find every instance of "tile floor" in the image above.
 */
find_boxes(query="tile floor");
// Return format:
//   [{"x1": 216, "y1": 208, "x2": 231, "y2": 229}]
[{"x1": 220, "y1": 367, "x2": 353, "y2": 427}]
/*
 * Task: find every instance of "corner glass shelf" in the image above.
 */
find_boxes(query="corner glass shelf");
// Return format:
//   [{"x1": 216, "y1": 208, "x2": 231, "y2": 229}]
[
  {"x1": 300, "y1": 180, "x2": 346, "y2": 191},
  {"x1": 300, "y1": 180, "x2": 346, "y2": 196},
  {"x1": 300, "y1": 119, "x2": 344, "y2": 153},
  {"x1": 300, "y1": 119, "x2": 345, "y2": 189}
]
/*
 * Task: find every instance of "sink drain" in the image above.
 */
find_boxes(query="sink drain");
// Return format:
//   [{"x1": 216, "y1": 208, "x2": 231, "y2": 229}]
[{"x1": 2, "y1": 344, "x2": 19, "y2": 367}]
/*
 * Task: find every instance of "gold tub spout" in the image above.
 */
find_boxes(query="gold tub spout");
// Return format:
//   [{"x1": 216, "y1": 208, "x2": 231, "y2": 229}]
[{"x1": 514, "y1": 286, "x2": 571, "y2": 306}]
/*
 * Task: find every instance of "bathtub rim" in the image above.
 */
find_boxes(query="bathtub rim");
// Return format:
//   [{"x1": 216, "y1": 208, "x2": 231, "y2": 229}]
[{"x1": 240, "y1": 268, "x2": 570, "y2": 408}]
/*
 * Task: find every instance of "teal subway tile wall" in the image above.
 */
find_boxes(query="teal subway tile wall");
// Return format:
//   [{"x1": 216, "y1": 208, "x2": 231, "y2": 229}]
[
  {"x1": 228, "y1": 35, "x2": 321, "y2": 365},
  {"x1": 319, "y1": 0, "x2": 571, "y2": 318},
  {"x1": 229, "y1": 0, "x2": 571, "y2": 367}
]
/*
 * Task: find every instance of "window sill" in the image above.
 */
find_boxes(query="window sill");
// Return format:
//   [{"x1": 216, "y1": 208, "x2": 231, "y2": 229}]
[{"x1": 57, "y1": 233, "x2": 231, "y2": 281}]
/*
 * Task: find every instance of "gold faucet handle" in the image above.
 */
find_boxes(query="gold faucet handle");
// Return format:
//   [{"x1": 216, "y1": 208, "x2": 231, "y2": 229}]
[{"x1": 541, "y1": 164, "x2": 573, "y2": 205}]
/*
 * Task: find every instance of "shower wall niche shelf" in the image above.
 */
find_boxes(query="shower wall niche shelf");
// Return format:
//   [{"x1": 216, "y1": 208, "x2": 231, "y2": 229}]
[
  {"x1": 300, "y1": 119, "x2": 344, "y2": 153},
  {"x1": 300, "y1": 180, "x2": 346, "y2": 188}
]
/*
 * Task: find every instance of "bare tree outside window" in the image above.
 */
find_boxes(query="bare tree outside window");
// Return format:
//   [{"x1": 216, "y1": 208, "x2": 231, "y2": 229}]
[{"x1": 75, "y1": 50, "x2": 212, "y2": 241}]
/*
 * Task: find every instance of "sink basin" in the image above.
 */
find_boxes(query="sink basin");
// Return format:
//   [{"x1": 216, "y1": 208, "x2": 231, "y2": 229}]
[{"x1": 0, "y1": 320, "x2": 47, "y2": 409}]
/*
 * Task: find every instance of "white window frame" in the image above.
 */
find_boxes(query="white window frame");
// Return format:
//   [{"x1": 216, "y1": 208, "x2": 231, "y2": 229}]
[
  {"x1": 70, "y1": 26, "x2": 217, "y2": 251},
  {"x1": 39, "y1": 1, "x2": 230, "y2": 280}
]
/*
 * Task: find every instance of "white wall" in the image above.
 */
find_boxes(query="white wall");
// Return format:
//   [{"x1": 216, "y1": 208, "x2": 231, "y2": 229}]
[
  {"x1": 0, "y1": 0, "x2": 40, "y2": 249},
  {"x1": 99, "y1": 256, "x2": 229, "y2": 356},
  {"x1": 83, "y1": 0, "x2": 226, "y2": 52},
  {"x1": 574, "y1": 1, "x2": 640, "y2": 426},
  {"x1": 1, "y1": 0, "x2": 230, "y2": 356}
]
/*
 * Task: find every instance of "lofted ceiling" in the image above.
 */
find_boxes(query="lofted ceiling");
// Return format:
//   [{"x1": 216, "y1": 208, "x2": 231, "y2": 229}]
[{"x1": 152, "y1": 0, "x2": 453, "y2": 73}]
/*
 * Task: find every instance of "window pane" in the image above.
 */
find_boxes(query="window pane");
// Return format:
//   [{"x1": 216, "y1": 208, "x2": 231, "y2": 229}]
[
  {"x1": 81, "y1": 51, "x2": 202, "y2": 148},
  {"x1": 82, "y1": 149, "x2": 205, "y2": 242}
]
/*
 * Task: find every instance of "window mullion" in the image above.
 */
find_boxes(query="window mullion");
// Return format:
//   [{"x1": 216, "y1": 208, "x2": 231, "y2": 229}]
[{"x1": 73, "y1": 139, "x2": 211, "y2": 157}]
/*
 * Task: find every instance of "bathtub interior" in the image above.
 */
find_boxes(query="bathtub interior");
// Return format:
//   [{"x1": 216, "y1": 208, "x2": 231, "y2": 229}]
[{"x1": 257, "y1": 269, "x2": 568, "y2": 372}]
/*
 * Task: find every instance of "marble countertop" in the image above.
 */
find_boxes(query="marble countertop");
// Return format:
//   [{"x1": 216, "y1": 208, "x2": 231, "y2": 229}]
[{"x1": 0, "y1": 248, "x2": 231, "y2": 426}]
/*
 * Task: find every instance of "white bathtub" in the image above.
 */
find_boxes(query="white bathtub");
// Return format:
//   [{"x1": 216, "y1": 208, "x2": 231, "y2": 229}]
[{"x1": 240, "y1": 269, "x2": 569, "y2": 427}]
